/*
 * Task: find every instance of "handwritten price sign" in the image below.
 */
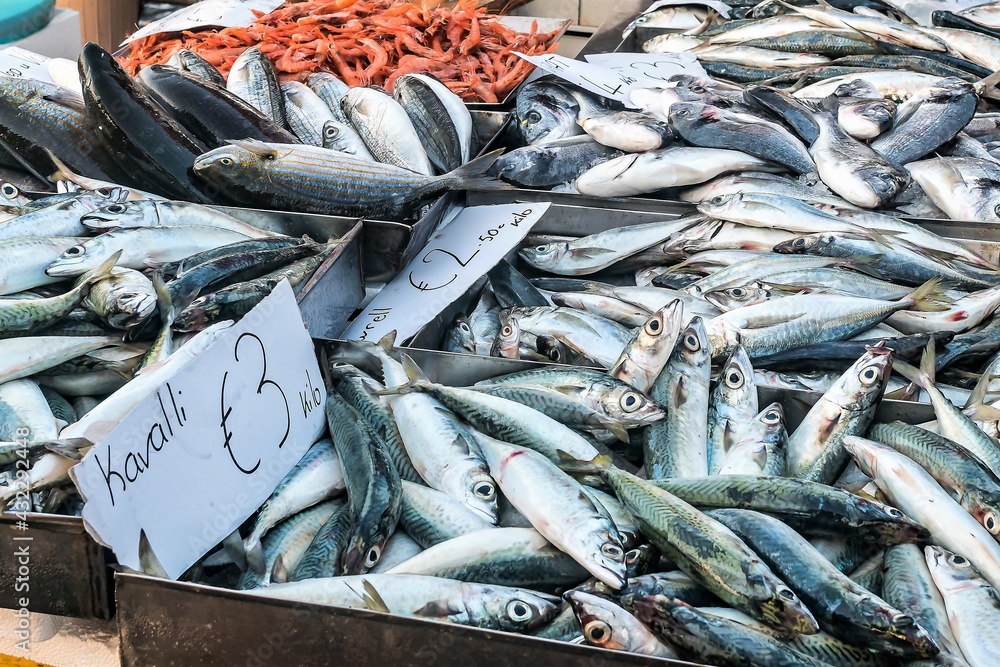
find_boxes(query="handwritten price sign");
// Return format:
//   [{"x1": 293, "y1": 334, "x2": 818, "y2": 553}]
[
  {"x1": 342, "y1": 203, "x2": 549, "y2": 343},
  {"x1": 124, "y1": 0, "x2": 285, "y2": 45},
  {"x1": 70, "y1": 280, "x2": 326, "y2": 579}
]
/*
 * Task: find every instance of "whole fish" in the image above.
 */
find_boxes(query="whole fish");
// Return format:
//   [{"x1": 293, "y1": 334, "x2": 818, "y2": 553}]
[
  {"x1": 785, "y1": 3, "x2": 946, "y2": 52},
  {"x1": 80, "y1": 199, "x2": 273, "y2": 238},
  {"x1": 643, "y1": 317, "x2": 711, "y2": 479},
  {"x1": 925, "y1": 544, "x2": 1000, "y2": 667},
  {"x1": 342, "y1": 87, "x2": 432, "y2": 176},
  {"x1": 239, "y1": 500, "x2": 337, "y2": 589},
  {"x1": 707, "y1": 346, "x2": 758, "y2": 474},
  {"x1": 906, "y1": 157, "x2": 1000, "y2": 222},
  {"x1": 566, "y1": 590, "x2": 679, "y2": 658},
  {"x1": 512, "y1": 80, "x2": 585, "y2": 146},
  {"x1": 490, "y1": 136, "x2": 622, "y2": 188},
  {"x1": 45, "y1": 226, "x2": 250, "y2": 277},
  {"x1": 475, "y1": 433, "x2": 625, "y2": 588},
  {"x1": 225, "y1": 47, "x2": 286, "y2": 128},
  {"x1": 605, "y1": 468, "x2": 819, "y2": 633},
  {"x1": 579, "y1": 109, "x2": 673, "y2": 153},
  {"x1": 193, "y1": 140, "x2": 506, "y2": 219},
  {"x1": 785, "y1": 347, "x2": 892, "y2": 484},
  {"x1": 280, "y1": 81, "x2": 340, "y2": 148},
  {"x1": 244, "y1": 574, "x2": 558, "y2": 632},
  {"x1": 506, "y1": 306, "x2": 632, "y2": 368},
  {"x1": 653, "y1": 474, "x2": 928, "y2": 545},
  {"x1": 575, "y1": 147, "x2": 784, "y2": 197},
  {"x1": 871, "y1": 78, "x2": 978, "y2": 165},
  {"x1": 669, "y1": 101, "x2": 814, "y2": 174},
  {"x1": 167, "y1": 50, "x2": 225, "y2": 87},
  {"x1": 325, "y1": 393, "x2": 401, "y2": 575},
  {"x1": 846, "y1": 435, "x2": 1000, "y2": 590},
  {"x1": 394, "y1": 73, "x2": 472, "y2": 172}
]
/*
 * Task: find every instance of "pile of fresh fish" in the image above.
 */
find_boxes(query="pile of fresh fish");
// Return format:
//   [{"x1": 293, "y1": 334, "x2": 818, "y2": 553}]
[
  {"x1": 0, "y1": 43, "x2": 505, "y2": 220},
  {"x1": 434, "y1": 210, "x2": 1000, "y2": 417},
  {"x1": 501, "y1": 0, "x2": 1000, "y2": 222},
  {"x1": 0, "y1": 186, "x2": 341, "y2": 515},
  {"x1": 159, "y1": 330, "x2": 1000, "y2": 667}
]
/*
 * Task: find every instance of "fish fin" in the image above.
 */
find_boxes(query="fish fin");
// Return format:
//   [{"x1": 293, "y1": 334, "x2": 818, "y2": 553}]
[
  {"x1": 360, "y1": 580, "x2": 391, "y2": 613},
  {"x1": 444, "y1": 149, "x2": 514, "y2": 192},
  {"x1": 245, "y1": 541, "x2": 266, "y2": 575},
  {"x1": 903, "y1": 277, "x2": 952, "y2": 312},
  {"x1": 80, "y1": 250, "x2": 122, "y2": 290},
  {"x1": 228, "y1": 139, "x2": 279, "y2": 159},
  {"x1": 270, "y1": 554, "x2": 289, "y2": 583},
  {"x1": 152, "y1": 272, "x2": 177, "y2": 328},
  {"x1": 883, "y1": 384, "x2": 918, "y2": 401},
  {"x1": 377, "y1": 331, "x2": 397, "y2": 353},
  {"x1": 42, "y1": 89, "x2": 85, "y2": 108},
  {"x1": 570, "y1": 247, "x2": 620, "y2": 261},
  {"x1": 221, "y1": 529, "x2": 247, "y2": 572},
  {"x1": 557, "y1": 450, "x2": 613, "y2": 472},
  {"x1": 138, "y1": 529, "x2": 169, "y2": 578},
  {"x1": 400, "y1": 353, "x2": 429, "y2": 382},
  {"x1": 963, "y1": 369, "x2": 1000, "y2": 421},
  {"x1": 42, "y1": 438, "x2": 93, "y2": 460},
  {"x1": 974, "y1": 69, "x2": 1000, "y2": 99},
  {"x1": 602, "y1": 420, "x2": 631, "y2": 444},
  {"x1": 45, "y1": 150, "x2": 83, "y2": 184}
]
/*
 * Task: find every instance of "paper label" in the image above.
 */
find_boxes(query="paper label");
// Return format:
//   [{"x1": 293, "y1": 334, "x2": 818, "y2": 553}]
[
  {"x1": 124, "y1": 0, "x2": 285, "y2": 45},
  {"x1": 0, "y1": 47, "x2": 52, "y2": 83},
  {"x1": 70, "y1": 281, "x2": 327, "y2": 579},
  {"x1": 341, "y1": 203, "x2": 550, "y2": 343},
  {"x1": 515, "y1": 51, "x2": 706, "y2": 106}
]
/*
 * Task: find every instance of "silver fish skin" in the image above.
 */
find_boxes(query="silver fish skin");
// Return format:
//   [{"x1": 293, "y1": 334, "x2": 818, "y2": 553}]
[
  {"x1": 624, "y1": 5, "x2": 711, "y2": 36},
  {"x1": 707, "y1": 345, "x2": 758, "y2": 475},
  {"x1": 786, "y1": 348, "x2": 891, "y2": 484},
  {"x1": 917, "y1": 26, "x2": 1000, "y2": 71},
  {"x1": 305, "y1": 73, "x2": 351, "y2": 124},
  {"x1": 0, "y1": 335, "x2": 120, "y2": 385},
  {"x1": 832, "y1": 97, "x2": 896, "y2": 140},
  {"x1": 718, "y1": 403, "x2": 787, "y2": 476},
  {"x1": 45, "y1": 226, "x2": 251, "y2": 277},
  {"x1": 783, "y1": 3, "x2": 947, "y2": 52},
  {"x1": 80, "y1": 199, "x2": 274, "y2": 239},
  {"x1": 907, "y1": 157, "x2": 1000, "y2": 223},
  {"x1": 644, "y1": 317, "x2": 711, "y2": 480},
  {"x1": 343, "y1": 87, "x2": 432, "y2": 175},
  {"x1": 238, "y1": 500, "x2": 338, "y2": 589},
  {"x1": 375, "y1": 349, "x2": 497, "y2": 523},
  {"x1": 846, "y1": 436, "x2": 1000, "y2": 591},
  {"x1": 519, "y1": 216, "x2": 701, "y2": 276},
  {"x1": 285, "y1": 499, "x2": 352, "y2": 582},
  {"x1": 81, "y1": 267, "x2": 156, "y2": 330},
  {"x1": 394, "y1": 73, "x2": 471, "y2": 172},
  {"x1": 579, "y1": 109, "x2": 673, "y2": 153},
  {"x1": 925, "y1": 544, "x2": 1000, "y2": 667},
  {"x1": 0, "y1": 379, "x2": 61, "y2": 442},
  {"x1": 882, "y1": 543, "x2": 970, "y2": 667},
  {"x1": 368, "y1": 531, "x2": 424, "y2": 573},
  {"x1": 871, "y1": 78, "x2": 977, "y2": 166},
  {"x1": 610, "y1": 299, "x2": 684, "y2": 394},
  {"x1": 242, "y1": 438, "x2": 346, "y2": 572},
  {"x1": 226, "y1": 47, "x2": 287, "y2": 127},
  {"x1": 0, "y1": 236, "x2": 85, "y2": 295},
  {"x1": 513, "y1": 80, "x2": 586, "y2": 146},
  {"x1": 319, "y1": 118, "x2": 376, "y2": 160},
  {"x1": 474, "y1": 432, "x2": 625, "y2": 589},
  {"x1": 167, "y1": 50, "x2": 224, "y2": 86},
  {"x1": 680, "y1": 171, "x2": 855, "y2": 208},
  {"x1": 794, "y1": 72, "x2": 943, "y2": 102},
  {"x1": 507, "y1": 306, "x2": 632, "y2": 369},
  {"x1": 0, "y1": 189, "x2": 126, "y2": 239},
  {"x1": 566, "y1": 590, "x2": 679, "y2": 659},
  {"x1": 280, "y1": 80, "x2": 339, "y2": 147},
  {"x1": 400, "y1": 480, "x2": 495, "y2": 549},
  {"x1": 575, "y1": 147, "x2": 785, "y2": 198},
  {"x1": 244, "y1": 574, "x2": 558, "y2": 632}
]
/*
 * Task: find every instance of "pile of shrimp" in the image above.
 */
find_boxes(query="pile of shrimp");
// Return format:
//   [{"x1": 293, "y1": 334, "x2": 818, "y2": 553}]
[{"x1": 120, "y1": 0, "x2": 561, "y2": 102}]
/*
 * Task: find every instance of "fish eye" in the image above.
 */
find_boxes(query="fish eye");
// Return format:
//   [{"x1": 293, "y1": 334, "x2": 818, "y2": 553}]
[
  {"x1": 547, "y1": 347, "x2": 563, "y2": 362},
  {"x1": 219, "y1": 157, "x2": 234, "y2": 166},
  {"x1": 986, "y1": 513, "x2": 1000, "y2": 534},
  {"x1": 506, "y1": 600, "x2": 534, "y2": 622},
  {"x1": 724, "y1": 368, "x2": 744, "y2": 389},
  {"x1": 0, "y1": 183, "x2": 17, "y2": 198},
  {"x1": 501, "y1": 325, "x2": 514, "y2": 337},
  {"x1": 535, "y1": 245, "x2": 549, "y2": 253},
  {"x1": 859, "y1": 366, "x2": 880, "y2": 384},
  {"x1": 525, "y1": 111, "x2": 542, "y2": 124},
  {"x1": 105, "y1": 204, "x2": 127, "y2": 214},
  {"x1": 364, "y1": 545, "x2": 382, "y2": 568},
  {"x1": 459, "y1": 323, "x2": 471, "y2": 333},
  {"x1": 793, "y1": 238, "x2": 806, "y2": 248},
  {"x1": 621, "y1": 392, "x2": 641, "y2": 412},
  {"x1": 995, "y1": 203, "x2": 1000, "y2": 217},
  {"x1": 879, "y1": 173, "x2": 893, "y2": 182},
  {"x1": 684, "y1": 332, "x2": 700, "y2": 351},
  {"x1": 325, "y1": 125, "x2": 341, "y2": 139},
  {"x1": 691, "y1": 85, "x2": 705, "y2": 93},
  {"x1": 473, "y1": 481, "x2": 496, "y2": 500},
  {"x1": 762, "y1": 409, "x2": 781, "y2": 424},
  {"x1": 625, "y1": 548, "x2": 640, "y2": 564},
  {"x1": 584, "y1": 620, "x2": 612, "y2": 644},
  {"x1": 644, "y1": 318, "x2": 661, "y2": 335},
  {"x1": 950, "y1": 554, "x2": 970, "y2": 567},
  {"x1": 601, "y1": 543, "x2": 624, "y2": 560},
  {"x1": 886, "y1": 507, "x2": 903, "y2": 518},
  {"x1": 710, "y1": 196, "x2": 725, "y2": 205},
  {"x1": 675, "y1": 108, "x2": 690, "y2": 117},
  {"x1": 65, "y1": 246, "x2": 85, "y2": 256},
  {"x1": 730, "y1": 288, "x2": 746, "y2": 298},
  {"x1": 779, "y1": 588, "x2": 796, "y2": 600},
  {"x1": 892, "y1": 613, "x2": 914, "y2": 626}
]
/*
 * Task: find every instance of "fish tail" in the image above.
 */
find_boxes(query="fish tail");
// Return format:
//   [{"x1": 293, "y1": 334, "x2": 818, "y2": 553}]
[
  {"x1": 902, "y1": 276, "x2": 952, "y2": 312},
  {"x1": 964, "y1": 366, "x2": 1000, "y2": 421},
  {"x1": 245, "y1": 540, "x2": 266, "y2": 575},
  {"x1": 221, "y1": 529, "x2": 247, "y2": 572},
  {"x1": 444, "y1": 149, "x2": 515, "y2": 192},
  {"x1": 138, "y1": 529, "x2": 169, "y2": 578},
  {"x1": 744, "y1": 85, "x2": 820, "y2": 143}
]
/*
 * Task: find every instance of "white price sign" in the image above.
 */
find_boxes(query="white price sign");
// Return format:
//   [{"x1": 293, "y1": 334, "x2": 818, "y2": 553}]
[
  {"x1": 515, "y1": 52, "x2": 706, "y2": 106},
  {"x1": 124, "y1": 0, "x2": 285, "y2": 45},
  {"x1": 342, "y1": 203, "x2": 550, "y2": 343},
  {"x1": 70, "y1": 281, "x2": 327, "y2": 579},
  {"x1": 0, "y1": 47, "x2": 52, "y2": 83}
]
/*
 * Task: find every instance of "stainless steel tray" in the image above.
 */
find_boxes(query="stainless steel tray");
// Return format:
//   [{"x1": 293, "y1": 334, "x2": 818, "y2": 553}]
[
  {"x1": 113, "y1": 343, "x2": 936, "y2": 666},
  {"x1": 0, "y1": 513, "x2": 113, "y2": 620}
]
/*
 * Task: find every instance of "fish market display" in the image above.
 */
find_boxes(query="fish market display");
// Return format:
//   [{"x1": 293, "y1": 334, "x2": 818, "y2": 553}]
[
  {"x1": 0, "y1": 185, "x2": 342, "y2": 514},
  {"x1": 119, "y1": 0, "x2": 561, "y2": 103}
]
